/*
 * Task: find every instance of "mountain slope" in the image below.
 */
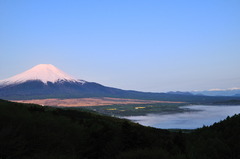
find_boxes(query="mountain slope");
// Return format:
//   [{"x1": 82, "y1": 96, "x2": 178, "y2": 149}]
[
  {"x1": 2, "y1": 79, "x2": 240, "y2": 103},
  {"x1": 188, "y1": 113, "x2": 240, "y2": 159}
]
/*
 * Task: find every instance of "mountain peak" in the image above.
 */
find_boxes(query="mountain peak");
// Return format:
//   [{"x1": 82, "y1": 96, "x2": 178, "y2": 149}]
[
  {"x1": 0, "y1": 64, "x2": 84, "y2": 85},
  {"x1": 34, "y1": 64, "x2": 57, "y2": 69}
]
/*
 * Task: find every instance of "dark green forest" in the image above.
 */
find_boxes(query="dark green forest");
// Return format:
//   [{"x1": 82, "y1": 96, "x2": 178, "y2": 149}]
[{"x1": 0, "y1": 99, "x2": 240, "y2": 159}]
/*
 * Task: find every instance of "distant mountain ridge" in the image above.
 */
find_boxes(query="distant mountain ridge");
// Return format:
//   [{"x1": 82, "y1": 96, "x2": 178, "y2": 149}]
[{"x1": 191, "y1": 88, "x2": 240, "y2": 96}]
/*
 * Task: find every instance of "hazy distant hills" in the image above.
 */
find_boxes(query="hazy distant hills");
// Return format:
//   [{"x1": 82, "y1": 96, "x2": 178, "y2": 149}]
[
  {"x1": 168, "y1": 88, "x2": 240, "y2": 97},
  {"x1": 191, "y1": 88, "x2": 240, "y2": 97},
  {"x1": 1, "y1": 64, "x2": 240, "y2": 103}
]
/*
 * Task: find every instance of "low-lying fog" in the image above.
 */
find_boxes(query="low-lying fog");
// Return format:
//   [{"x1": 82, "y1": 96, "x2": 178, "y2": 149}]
[{"x1": 124, "y1": 105, "x2": 240, "y2": 129}]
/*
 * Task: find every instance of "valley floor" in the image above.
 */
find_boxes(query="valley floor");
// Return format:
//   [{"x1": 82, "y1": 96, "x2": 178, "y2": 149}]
[{"x1": 13, "y1": 97, "x2": 184, "y2": 107}]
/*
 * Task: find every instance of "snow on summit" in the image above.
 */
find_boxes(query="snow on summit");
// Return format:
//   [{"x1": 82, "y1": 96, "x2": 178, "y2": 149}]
[{"x1": 0, "y1": 64, "x2": 84, "y2": 85}]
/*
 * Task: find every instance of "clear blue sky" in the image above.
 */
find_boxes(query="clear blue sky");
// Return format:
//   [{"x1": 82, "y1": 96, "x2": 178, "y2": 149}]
[{"x1": 1, "y1": 0, "x2": 240, "y2": 92}]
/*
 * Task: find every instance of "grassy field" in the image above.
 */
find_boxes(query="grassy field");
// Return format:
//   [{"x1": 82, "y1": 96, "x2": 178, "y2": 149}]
[
  {"x1": 13, "y1": 98, "x2": 189, "y2": 117},
  {"x1": 78, "y1": 103, "x2": 193, "y2": 116},
  {"x1": 13, "y1": 97, "x2": 184, "y2": 107}
]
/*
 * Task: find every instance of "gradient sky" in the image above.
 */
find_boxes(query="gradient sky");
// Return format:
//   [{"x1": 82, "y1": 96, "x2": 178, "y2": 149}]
[{"x1": 1, "y1": 0, "x2": 240, "y2": 92}]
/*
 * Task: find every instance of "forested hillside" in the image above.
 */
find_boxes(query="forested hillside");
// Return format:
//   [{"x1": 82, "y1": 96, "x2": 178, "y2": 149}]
[{"x1": 0, "y1": 99, "x2": 240, "y2": 159}]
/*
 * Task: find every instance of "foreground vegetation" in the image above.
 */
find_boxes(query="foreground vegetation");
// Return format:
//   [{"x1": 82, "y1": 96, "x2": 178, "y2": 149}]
[{"x1": 0, "y1": 99, "x2": 240, "y2": 159}]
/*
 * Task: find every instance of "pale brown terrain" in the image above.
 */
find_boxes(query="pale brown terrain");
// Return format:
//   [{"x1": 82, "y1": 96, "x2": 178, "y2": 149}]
[{"x1": 13, "y1": 97, "x2": 184, "y2": 107}]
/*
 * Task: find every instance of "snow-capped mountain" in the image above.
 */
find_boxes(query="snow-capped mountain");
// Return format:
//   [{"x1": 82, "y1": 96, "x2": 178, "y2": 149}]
[
  {"x1": 0, "y1": 64, "x2": 130, "y2": 100},
  {"x1": 0, "y1": 64, "x2": 85, "y2": 87}
]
